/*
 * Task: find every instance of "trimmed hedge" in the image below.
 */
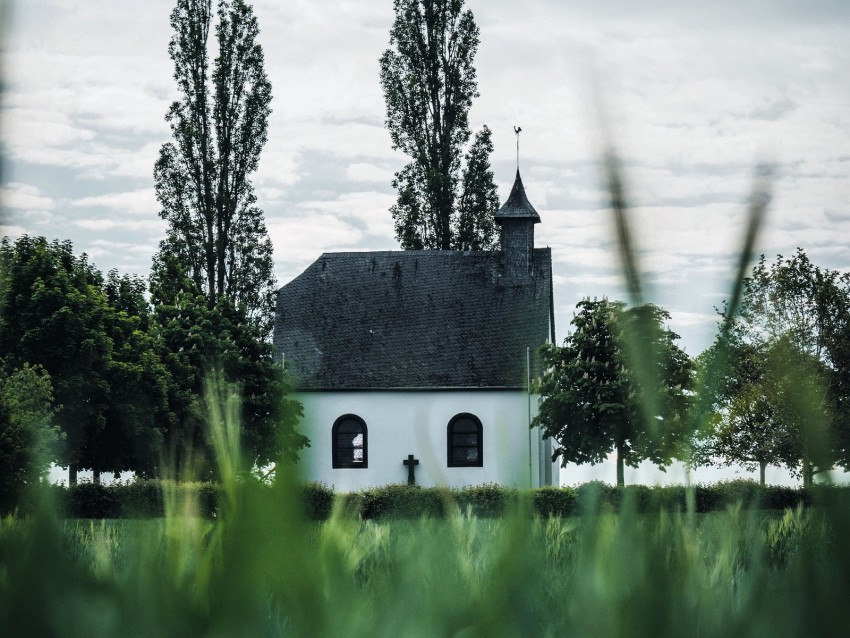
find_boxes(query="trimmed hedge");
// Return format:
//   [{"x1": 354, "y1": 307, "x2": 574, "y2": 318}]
[
  {"x1": 313, "y1": 481, "x2": 840, "y2": 520},
  {"x1": 46, "y1": 480, "x2": 219, "y2": 518},
  {"x1": 30, "y1": 479, "x2": 850, "y2": 520},
  {"x1": 360, "y1": 484, "x2": 447, "y2": 519},
  {"x1": 35, "y1": 480, "x2": 332, "y2": 520}
]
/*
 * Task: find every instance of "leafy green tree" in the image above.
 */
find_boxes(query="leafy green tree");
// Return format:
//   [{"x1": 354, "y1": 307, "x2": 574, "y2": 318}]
[
  {"x1": 534, "y1": 299, "x2": 693, "y2": 486},
  {"x1": 0, "y1": 364, "x2": 60, "y2": 512},
  {"x1": 0, "y1": 236, "x2": 174, "y2": 482},
  {"x1": 695, "y1": 340, "x2": 793, "y2": 485},
  {"x1": 706, "y1": 249, "x2": 850, "y2": 487},
  {"x1": 0, "y1": 236, "x2": 112, "y2": 483},
  {"x1": 105, "y1": 270, "x2": 150, "y2": 328},
  {"x1": 97, "y1": 272, "x2": 174, "y2": 480},
  {"x1": 380, "y1": 0, "x2": 498, "y2": 250},
  {"x1": 150, "y1": 259, "x2": 306, "y2": 476},
  {"x1": 153, "y1": 0, "x2": 275, "y2": 335}
]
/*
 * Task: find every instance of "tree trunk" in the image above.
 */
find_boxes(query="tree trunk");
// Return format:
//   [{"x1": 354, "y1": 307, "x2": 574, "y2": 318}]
[
  {"x1": 69, "y1": 463, "x2": 78, "y2": 485},
  {"x1": 93, "y1": 469, "x2": 101, "y2": 485},
  {"x1": 616, "y1": 444, "x2": 625, "y2": 487},
  {"x1": 802, "y1": 456, "x2": 813, "y2": 489},
  {"x1": 759, "y1": 460, "x2": 766, "y2": 487}
]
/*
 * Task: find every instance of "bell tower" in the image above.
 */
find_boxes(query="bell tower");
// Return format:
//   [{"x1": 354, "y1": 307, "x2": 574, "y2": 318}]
[{"x1": 495, "y1": 169, "x2": 540, "y2": 280}]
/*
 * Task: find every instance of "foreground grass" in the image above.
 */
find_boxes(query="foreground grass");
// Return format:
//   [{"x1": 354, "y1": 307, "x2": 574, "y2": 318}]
[{"x1": 2, "y1": 484, "x2": 849, "y2": 637}]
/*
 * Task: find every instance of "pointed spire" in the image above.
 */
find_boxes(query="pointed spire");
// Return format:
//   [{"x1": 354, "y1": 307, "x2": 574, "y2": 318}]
[{"x1": 495, "y1": 169, "x2": 540, "y2": 224}]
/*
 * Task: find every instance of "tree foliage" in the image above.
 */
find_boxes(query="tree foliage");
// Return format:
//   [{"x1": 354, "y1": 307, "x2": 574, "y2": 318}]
[
  {"x1": 380, "y1": 0, "x2": 499, "y2": 250},
  {"x1": 99, "y1": 272, "x2": 173, "y2": 479},
  {"x1": 0, "y1": 236, "x2": 171, "y2": 482},
  {"x1": 0, "y1": 236, "x2": 110, "y2": 481},
  {"x1": 699, "y1": 249, "x2": 850, "y2": 486},
  {"x1": 151, "y1": 1, "x2": 306, "y2": 472},
  {"x1": 456, "y1": 125, "x2": 499, "y2": 250},
  {"x1": 0, "y1": 364, "x2": 60, "y2": 512},
  {"x1": 534, "y1": 299, "x2": 693, "y2": 486},
  {"x1": 153, "y1": 0, "x2": 275, "y2": 334},
  {"x1": 150, "y1": 257, "x2": 307, "y2": 476},
  {"x1": 695, "y1": 341, "x2": 793, "y2": 485}
]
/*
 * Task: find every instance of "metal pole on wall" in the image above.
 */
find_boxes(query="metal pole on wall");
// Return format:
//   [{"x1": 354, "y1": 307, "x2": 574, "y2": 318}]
[{"x1": 525, "y1": 346, "x2": 534, "y2": 488}]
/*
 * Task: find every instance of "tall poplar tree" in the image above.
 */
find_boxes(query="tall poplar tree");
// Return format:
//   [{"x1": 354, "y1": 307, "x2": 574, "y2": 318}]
[
  {"x1": 380, "y1": 0, "x2": 499, "y2": 251},
  {"x1": 152, "y1": 1, "x2": 306, "y2": 472},
  {"x1": 153, "y1": 0, "x2": 275, "y2": 334},
  {"x1": 456, "y1": 125, "x2": 499, "y2": 250}
]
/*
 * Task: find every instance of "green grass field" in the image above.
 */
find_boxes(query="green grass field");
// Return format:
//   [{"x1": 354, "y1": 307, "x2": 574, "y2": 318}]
[{"x1": 2, "y1": 484, "x2": 849, "y2": 637}]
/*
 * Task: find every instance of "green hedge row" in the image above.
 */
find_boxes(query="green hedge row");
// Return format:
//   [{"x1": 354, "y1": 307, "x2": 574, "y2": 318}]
[
  {"x1": 31, "y1": 480, "x2": 334, "y2": 520},
  {"x1": 292, "y1": 481, "x2": 850, "y2": 519},
  {"x1": 333, "y1": 480, "x2": 850, "y2": 520},
  {"x1": 342, "y1": 481, "x2": 834, "y2": 520},
  {"x1": 31, "y1": 478, "x2": 850, "y2": 520},
  {"x1": 37, "y1": 481, "x2": 220, "y2": 518}
]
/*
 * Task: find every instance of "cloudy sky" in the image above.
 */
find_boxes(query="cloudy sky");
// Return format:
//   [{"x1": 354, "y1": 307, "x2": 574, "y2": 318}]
[
  {"x1": 3, "y1": 0, "x2": 850, "y2": 354},
  {"x1": 2, "y1": 0, "x2": 850, "y2": 484}
]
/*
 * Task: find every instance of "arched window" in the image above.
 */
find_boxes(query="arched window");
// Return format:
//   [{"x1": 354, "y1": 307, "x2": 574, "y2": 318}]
[
  {"x1": 447, "y1": 413, "x2": 483, "y2": 467},
  {"x1": 332, "y1": 414, "x2": 367, "y2": 468}
]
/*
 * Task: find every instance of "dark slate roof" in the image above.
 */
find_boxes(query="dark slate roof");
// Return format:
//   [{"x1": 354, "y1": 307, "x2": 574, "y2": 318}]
[
  {"x1": 274, "y1": 249, "x2": 553, "y2": 389},
  {"x1": 494, "y1": 170, "x2": 540, "y2": 223}
]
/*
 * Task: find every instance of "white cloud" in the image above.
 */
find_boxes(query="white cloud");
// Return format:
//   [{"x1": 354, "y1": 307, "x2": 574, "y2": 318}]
[
  {"x1": 0, "y1": 183, "x2": 55, "y2": 211},
  {"x1": 268, "y1": 213, "x2": 364, "y2": 267},
  {"x1": 670, "y1": 310, "x2": 719, "y2": 329},
  {"x1": 75, "y1": 218, "x2": 165, "y2": 232},
  {"x1": 72, "y1": 189, "x2": 157, "y2": 216},
  {"x1": 345, "y1": 163, "x2": 395, "y2": 183},
  {"x1": 87, "y1": 238, "x2": 159, "y2": 256},
  {"x1": 0, "y1": 225, "x2": 28, "y2": 240},
  {"x1": 256, "y1": 186, "x2": 287, "y2": 202},
  {"x1": 296, "y1": 191, "x2": 396, "y2": 239}
]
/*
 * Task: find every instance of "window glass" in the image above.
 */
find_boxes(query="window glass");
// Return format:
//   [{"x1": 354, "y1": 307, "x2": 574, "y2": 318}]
[
  {"x1": 333, "y1": 415, "x2": 367, "y2": 468},
  {"x1": 447, "y1": 413, "x2": 482, "y2": 467}
]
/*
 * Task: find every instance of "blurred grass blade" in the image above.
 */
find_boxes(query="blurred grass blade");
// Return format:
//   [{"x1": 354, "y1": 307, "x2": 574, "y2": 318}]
[
  {"x1": 605, "y1": 149, "x2": 643, "y2": 307},
  {"x1": 690, "y1": 165, "x2": 772, "y2": 451},
  {"x1": 204, "y1": 370, "x2": 242, "y2": 506},
  {"x1": 722, "y1": 164, "x2": 772, "y2": 334},
  {"x1": 604, "y1": 149, "x2": 665, "y2": 455}
]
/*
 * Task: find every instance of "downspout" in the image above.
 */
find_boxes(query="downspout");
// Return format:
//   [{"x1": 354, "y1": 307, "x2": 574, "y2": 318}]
[{"x1": 525, "y1": 346, "x2": 534, "y2": 489}]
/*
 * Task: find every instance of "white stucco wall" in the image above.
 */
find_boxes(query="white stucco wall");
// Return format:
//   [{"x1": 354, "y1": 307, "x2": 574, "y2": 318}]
[{"x1": 293, "y1": 390, "x2": 558, "y2": 491}]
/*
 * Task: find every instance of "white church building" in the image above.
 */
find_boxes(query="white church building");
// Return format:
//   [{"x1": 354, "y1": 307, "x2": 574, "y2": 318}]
[{"x1": 274, "y1": 170, "x2": 558, "y2": 490}]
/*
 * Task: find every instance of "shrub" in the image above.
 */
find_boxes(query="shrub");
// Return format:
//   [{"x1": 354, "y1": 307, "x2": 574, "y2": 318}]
[
  {"x1": 119, "y1": 480, "x2": 165, "y2": 517},
  {"x1": 302, "y1": 482, "x2": 335, "y2": 520},
  {"x1": 531, "y1": 486, "x2": 577, "y2": 518},
  {"x1": 574, "y1": 480, "x2": 617, "y2": 513},
  {"x1": 359, "y1": 484, "x2": 446, "y2": 520},
  {"x1": 455, "y1": 483, "x2": 512, "y2": 517},
  {"x1": 65, "y1": 482, "x2": 121, "y2": 519}
]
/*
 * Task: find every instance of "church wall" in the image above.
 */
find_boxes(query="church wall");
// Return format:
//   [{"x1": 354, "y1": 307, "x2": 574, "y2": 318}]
[{"x1": 293, "y1": 390, "x2": 558, "y2": 491}]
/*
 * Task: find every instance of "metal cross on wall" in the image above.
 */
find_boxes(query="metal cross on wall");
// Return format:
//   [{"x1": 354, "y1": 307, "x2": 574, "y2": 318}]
[{"x1": 403, "y1": 454, "x2": 420, "y2": 485}]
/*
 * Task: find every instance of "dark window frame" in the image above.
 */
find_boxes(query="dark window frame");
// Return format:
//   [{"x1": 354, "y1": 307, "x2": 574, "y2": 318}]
[
  {"x1": 447, "y1": 413, "x2": 483, "y2": 467},
  {"x1": 332, "y1": 414, "x2": 368, "y2": 469}
]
